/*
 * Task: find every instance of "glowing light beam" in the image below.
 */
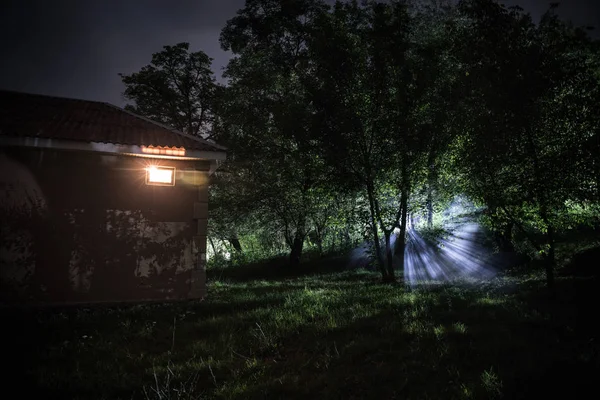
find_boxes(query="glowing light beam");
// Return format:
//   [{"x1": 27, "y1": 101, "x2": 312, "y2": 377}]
[{"x1": 403, "y1": 222, "x2": 498, "y2": 286}]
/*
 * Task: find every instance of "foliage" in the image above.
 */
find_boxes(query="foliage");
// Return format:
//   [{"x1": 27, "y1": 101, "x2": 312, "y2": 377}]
[
  {"x1": 306, "y1": 0, "x2": 450, "y2": 280},
  {"x1": 445, "y1": 0, "x2": 600, "y2": 287},
  {"x1": 213, "y1": 0, "x2": 349, "y2": 267},
  {"x1": 120, "y1": 43, "x2": 217, "y2": 137},
  {"x1": 119, "y1": 0, "x2": 600, "y2": 287}
]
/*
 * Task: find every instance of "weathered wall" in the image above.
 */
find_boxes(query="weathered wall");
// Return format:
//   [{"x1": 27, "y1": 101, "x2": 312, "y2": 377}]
[{"x1": 0, "y1": 147, "x2": 210, "y2": 305}]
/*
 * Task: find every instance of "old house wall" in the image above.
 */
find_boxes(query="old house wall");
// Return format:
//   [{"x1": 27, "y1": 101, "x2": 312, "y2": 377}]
[{"x1": 0, "y1": 147, "x2": 210, "y2": 304}]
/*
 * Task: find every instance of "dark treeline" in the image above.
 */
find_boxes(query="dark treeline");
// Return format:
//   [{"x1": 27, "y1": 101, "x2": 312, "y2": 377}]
[{"x1": 120, "y1": 0, "x2": 600, "y2": 288}]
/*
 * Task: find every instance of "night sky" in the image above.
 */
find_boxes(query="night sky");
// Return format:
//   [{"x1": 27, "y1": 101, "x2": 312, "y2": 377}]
[{"x1": 1, "y1": 0, "x2": 598, "y2": 107}]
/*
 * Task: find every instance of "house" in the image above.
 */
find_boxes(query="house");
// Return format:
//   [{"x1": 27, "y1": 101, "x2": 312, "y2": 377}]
[{"x1": 0, "y1": 90, "x2": 226, "y2": 305}]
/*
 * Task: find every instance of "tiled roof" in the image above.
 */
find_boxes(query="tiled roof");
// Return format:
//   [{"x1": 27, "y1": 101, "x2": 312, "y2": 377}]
[{"x1": 0, "y1": 90, "x2": 225, "y2": 152}]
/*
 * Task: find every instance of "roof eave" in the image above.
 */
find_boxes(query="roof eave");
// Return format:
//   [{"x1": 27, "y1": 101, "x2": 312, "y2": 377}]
[
  {"x1": 108, "y1": 103, "x2": 228, "y2": 152},
  {"x1": 0, "y1": 136, "x2": 226, "y2": 161}
]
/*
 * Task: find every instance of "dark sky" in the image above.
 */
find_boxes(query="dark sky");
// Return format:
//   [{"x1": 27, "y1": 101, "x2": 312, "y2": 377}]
[{"x1": 1, "y1": 0, "x2": 598, "y2": 107}]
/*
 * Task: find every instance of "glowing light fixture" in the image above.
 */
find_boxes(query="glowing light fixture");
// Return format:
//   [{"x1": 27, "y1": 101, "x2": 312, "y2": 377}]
[
  {"x1": 142, "y1": 145, "x2": 186, "y2": 157},
  {"x1": 146, "y1": 166, "x2": 175, "y2": 186}
]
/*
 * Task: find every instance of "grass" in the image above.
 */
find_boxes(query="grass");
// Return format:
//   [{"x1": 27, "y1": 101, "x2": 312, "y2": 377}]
[{"x1": 2, "y1": 255, "x2": 599, "y2": 399}]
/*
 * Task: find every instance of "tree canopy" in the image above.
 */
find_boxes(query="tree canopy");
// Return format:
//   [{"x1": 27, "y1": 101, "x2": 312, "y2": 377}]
[
  {"x1": 120, "y1": 43, "x2": 217, "y2": 138},
  {"x1": 121, "y1": 0, "x2": 600, "y2": 288}
]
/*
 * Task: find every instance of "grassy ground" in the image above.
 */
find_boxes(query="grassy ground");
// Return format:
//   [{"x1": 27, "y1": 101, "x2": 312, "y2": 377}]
[{"x1": 3, "y1": 255, "x2": 599, "y2": 399}]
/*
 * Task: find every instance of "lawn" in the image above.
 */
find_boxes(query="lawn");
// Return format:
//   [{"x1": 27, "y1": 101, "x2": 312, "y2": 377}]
[{"x1": 3, "y1": 255, "x2": 599, "y2": 399}]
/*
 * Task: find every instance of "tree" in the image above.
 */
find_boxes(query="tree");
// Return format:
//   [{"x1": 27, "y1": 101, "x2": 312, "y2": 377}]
[
  {"x1": 448, "y1": 0, "x2": 600, "y2": 290},
  {"x1": 120, "y1": 43, "x2": 217, "y2": 138},
  {"x1": 405, "y1": 0, "x2": 461, "y2": 229},
  {"x1": 308, "y1": 0, "x2": 444, "y2": 281},
  {"x1": 216, "y1": 0, "x2": 331, "y2": 267}
]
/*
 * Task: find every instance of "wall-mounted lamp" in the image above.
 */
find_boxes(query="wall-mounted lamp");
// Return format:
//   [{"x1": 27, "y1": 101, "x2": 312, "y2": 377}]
[{"x1": 146, "y1": 166, "x2": 175, "y2": 186}]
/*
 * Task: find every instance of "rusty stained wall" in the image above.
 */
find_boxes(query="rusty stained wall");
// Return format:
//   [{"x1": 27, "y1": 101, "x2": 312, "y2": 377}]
[{"x1": 0, "y1": 147, "x2": 210, "y2": 304}]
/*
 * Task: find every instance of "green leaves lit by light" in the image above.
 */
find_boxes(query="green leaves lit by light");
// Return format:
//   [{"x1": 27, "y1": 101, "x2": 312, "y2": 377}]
[{"x1": 453, "y1": 322, "x2": 468, "y2": 334}]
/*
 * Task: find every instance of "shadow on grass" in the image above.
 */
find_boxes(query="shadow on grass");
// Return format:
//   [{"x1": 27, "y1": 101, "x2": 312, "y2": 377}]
[
  {"x1": 3, "y1": 259, "x2": 600, "y2": 400},
  {"x1": 236, "y1": 278, "x2": 600, "y2": 400},
  {"x1": 560, "y1": 245, "x2": 600, "y2": 278},
  {"x1": 207, "y1": 254, "x2": 355, "y2": 283}
]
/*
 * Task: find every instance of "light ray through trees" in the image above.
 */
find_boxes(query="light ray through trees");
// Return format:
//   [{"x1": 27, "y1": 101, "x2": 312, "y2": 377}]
[{"x1": 404, "y1": 220, "x2": 498, "y2": 286}]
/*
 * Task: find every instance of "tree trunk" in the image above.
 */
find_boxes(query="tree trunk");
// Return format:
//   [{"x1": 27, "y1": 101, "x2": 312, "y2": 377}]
[
  {"x1": 397, "y1": 186, "x2": 409, "y2": 281},
  {"x1": 315, "y1": 226, "x2": 324, "y2": 256},
  {"x1": 384, "y1": 231, "x2": 396, "y2": 282},
  {"x1": 229, "y1": 236, "x2": 242, "y2": 253},
  {"x1": 523, "y1": 126, "x2": 555, "y2": 293},
  {"x1": 426, "y1": 151, "x2": 436, "y2": 229},
  {"x1": 208, "y1": 236, "x2": 218, "y2": 256},
  {"x1": 499, "y1": 222, "x2": 514, "y2": 252},
  {"x1": 289, "y1": 235, "x2": 304, "y2": 267},
  {"x1": 426, "y1": 189, "x2": 433, "y2": 228},
  {"x1": 366, "y1": 182, "x2": 387, "y2": 279},
  {"x1": 544, "y1": 220, "x2": 556, "y2": 294},
  {"x1": 289, "y1": 212, "x2": 306, "y2": 267},
  {"x1": 545, "y1": 245, "x2": 556, "y2": 294}
]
